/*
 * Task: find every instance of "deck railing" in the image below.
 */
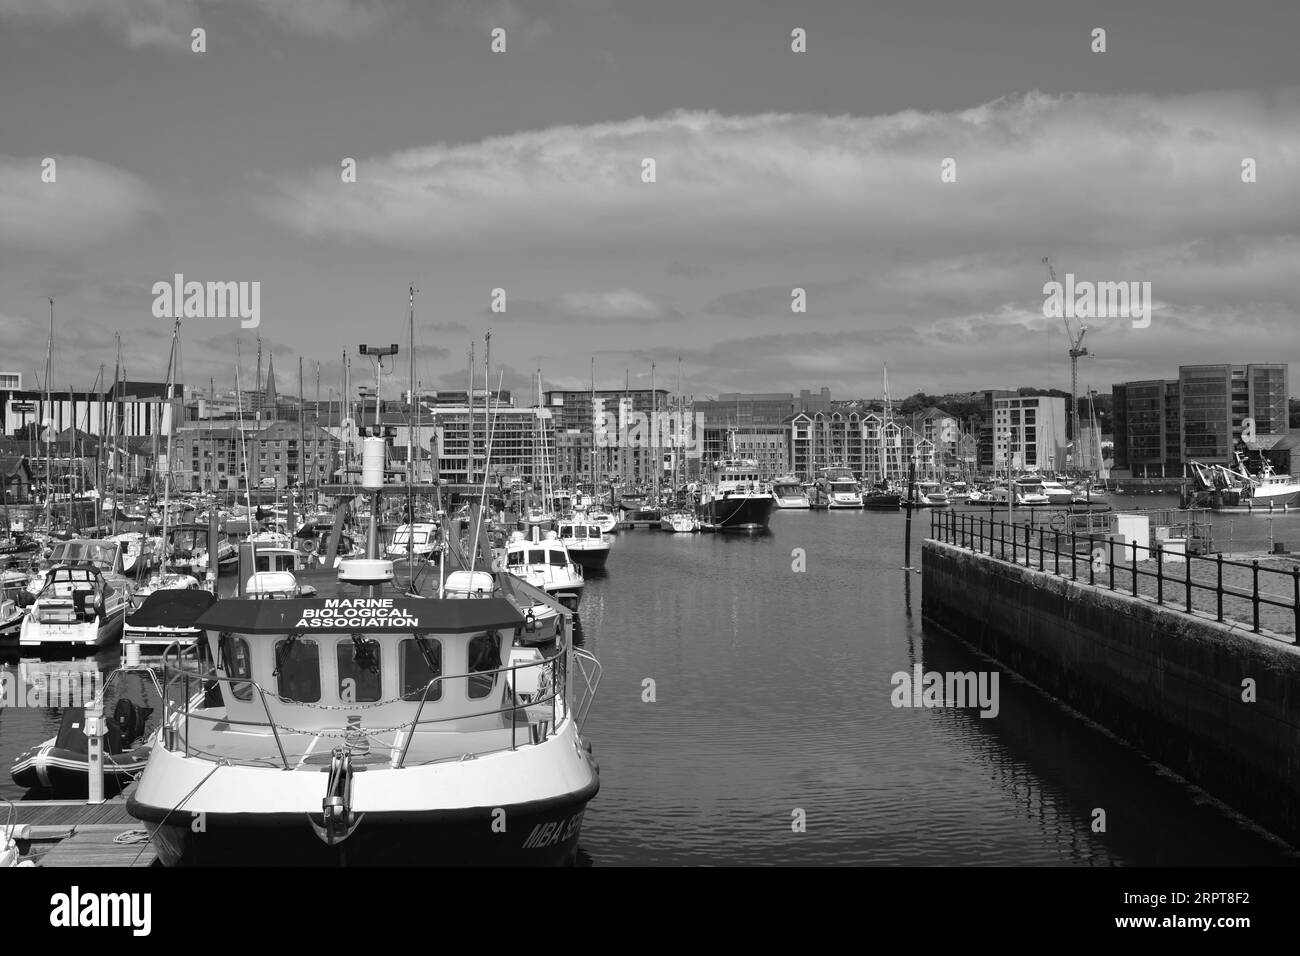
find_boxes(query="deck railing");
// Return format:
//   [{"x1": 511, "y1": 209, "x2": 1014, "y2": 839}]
[
  {"x1": 158, "y1": 641, "x2": 583, "y2": 770},
  {"x1": 929, "y1": 509, "x2": 1300, "y2": 641}
]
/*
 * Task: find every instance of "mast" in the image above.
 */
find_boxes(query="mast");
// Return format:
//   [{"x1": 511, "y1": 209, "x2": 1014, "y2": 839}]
[
  {"x1": 483, "y1": 329, "x2": 490, "y2": 495},
  {"x1": 342, "y1": 349, "x2": 351, "y2": 483},
  {"x1": 43, "y1": 298, "x2": 54, "y2": 529},
  {"x1": 111, "y1": 336, "x2": 122, "y2": 535},
  {"x1": 590, "y1": 356, "x2": 597, "y2": 506},
  {"x1": 468, "y1": 341, "x2": 475, "y2": 487},
  {"x1": 159, "y1": 319, "x2": 180, "y2": 574},
  {"x1": 651, "y1": 361, "x2": 658, "y2": 505},
  {"x1": 407, "y1": 285, "x2": 417, "y2": 584}
]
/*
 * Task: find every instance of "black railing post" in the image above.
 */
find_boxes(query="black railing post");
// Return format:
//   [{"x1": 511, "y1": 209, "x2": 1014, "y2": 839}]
[
  {"x1": 1054, "y1": 531, "x2": 1060, "y2": 575},
  {"x1": 1000, "y1": 520, "x2": 1005, "y2": 561},
  {"x1": 1156, "y1": 543, "x2": 1163, "y2": 606},
  {"x1": 1186, "y1": 553, "x2": 1193, "y2": 613},
  {"x1": 1108, "y1": 537, "x2": 1115, "y2": 591},
  {"x1": 1252, "y1": 560, "x2": 1260, "y2": 633},
  {"x1": 979, "y1": 517, "x2": 984, "y2": 554},
  {"x1": 1131, "y1": 540, "x2": 1138, "y2": 596},
  {"x1": 1038, "y1": 528, "x2": 1044, "y2": 571},
  {"x1": 1216, "y1": 553, "x2": 1224, "y2": 622},
  {"x1": 1025, "y1": 524, "x2": 1031, "y2": 567},
  {"x1": 1293, "y1": 567, "x2": 1299, "y2": 640}
]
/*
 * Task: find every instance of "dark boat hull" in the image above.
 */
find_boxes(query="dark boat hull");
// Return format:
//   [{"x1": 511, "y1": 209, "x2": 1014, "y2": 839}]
[
  {"x1": 128, "y1": 784, "x2": 598, "y2": 867},
  {"x1": 567, "y1": 548, "x2": 609, "y2": 570},
  {"x1": 862, "y1": 493, "x2": 901, "y2": 511},
  {"x1": 703, "y1": 495, "x2": 774, "y2": 531}
]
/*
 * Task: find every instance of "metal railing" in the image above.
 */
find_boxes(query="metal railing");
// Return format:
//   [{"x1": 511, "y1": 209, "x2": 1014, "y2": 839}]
[
  {"x1": 930, "y1": 510, "x2": 1300, "y2": 640},
  {"x1": 158, "y1": 645, "x2": 579, "y2": 770}
]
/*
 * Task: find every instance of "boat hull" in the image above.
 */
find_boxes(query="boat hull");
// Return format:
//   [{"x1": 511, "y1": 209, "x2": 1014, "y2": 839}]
[
  {"x1": 18, "y1": 609, "x2": 124, "y2": 647},
  {"x1": 129, "y1": 781, "x2": 599, "y2": 867},
  {"x1": 565, "y1": 546, "x2": 609, "y2": 569},
  {"x1": 702, "y1": 494, "x2": 774, "y2": 531}
]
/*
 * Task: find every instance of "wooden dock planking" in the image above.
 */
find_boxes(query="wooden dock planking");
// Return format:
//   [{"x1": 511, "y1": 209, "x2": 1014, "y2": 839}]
[
  {"x1": 37, "y1": 829, "x2": 157, "y2": 867},
  {"x1": 9, "y1": 784, "x2": 157, "y2": 866}
]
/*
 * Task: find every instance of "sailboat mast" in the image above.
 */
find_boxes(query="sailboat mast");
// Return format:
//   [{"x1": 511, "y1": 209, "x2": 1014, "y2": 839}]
[
  {"x1": 160, "y1": 319, "x2": 179, "y2": 575},
  {"x1": 43, "y1": 298, "x2": 54, "y2": 528},
  {"x1": 651, "y1": 361, "x2": 658, "y2": 504},
  {"x1": 111, "y1": 335, "x2": 121, "y2": 536},
  {"x1": 407, "y1": 285, "x2": 416, "y2": 488},
  {"x1": 468, "y1": 342, "x2": 475, "y2": 487}
]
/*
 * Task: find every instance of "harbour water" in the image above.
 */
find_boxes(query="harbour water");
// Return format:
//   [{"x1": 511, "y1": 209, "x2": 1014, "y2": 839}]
[{"x1": 4, "y1": 499, "x2": 1300, "y2": 865}]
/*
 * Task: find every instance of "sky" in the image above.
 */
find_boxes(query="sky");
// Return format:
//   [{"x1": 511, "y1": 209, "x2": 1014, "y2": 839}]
[{"x1": 1, "y1": 0, "x2": 1297, "y2": 405}]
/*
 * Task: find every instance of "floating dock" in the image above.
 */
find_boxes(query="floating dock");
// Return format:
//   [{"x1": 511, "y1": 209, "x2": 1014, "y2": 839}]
[{"x1": 5, "y1": 786, "x2": 156, "y2": 867}]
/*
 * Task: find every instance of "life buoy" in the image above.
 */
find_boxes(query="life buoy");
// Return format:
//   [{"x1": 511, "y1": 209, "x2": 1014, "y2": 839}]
[
  {"x1": 1049, "y1": 512, "x2": 1067, "y2": 532},
  {"x1": 298, "y1": 538, "x2": 317, "y2": 554}
]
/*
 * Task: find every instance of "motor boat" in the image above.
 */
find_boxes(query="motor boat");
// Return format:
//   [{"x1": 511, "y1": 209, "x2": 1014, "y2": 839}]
[
  {"x1": 699, "y1": 457, "x2": 776, "y2": 531},
  {"x1": 582, "y1": 511, "x2": 618, "y2": 535},
  {"x1": 556, "y1": 519, "x2": 612, "y2": 568},
  {"x1": 818, "y1": 467, "x2": 863, "y2": 509},
  {"x1": 384, "y1": 523, "x2": 440, "y2": 561},
  {"x1": 164, "y1": 524, "x2": 236, "y2": 575},
  {"x1": 502, "y1": 529, "x2": 584, "y2": 609},
  {"x1": 1013, "y1": 478, "x2": 1051, "y2": 506},
  {"x1": 771, "y1": 478, "x2": 811, "y2": 509},
  {"x1": 127, "y1": 554, "x2": 602, "y2": 866},
  {"x1": 916, "y1": 481, "x2": 950, "y2": 507},
  {"x1": 18, "y1": 562, "x2": 131, "y2": 648},
  {"x1": 1036, "y1": 478, "x2": 1075, "y2": 506}
]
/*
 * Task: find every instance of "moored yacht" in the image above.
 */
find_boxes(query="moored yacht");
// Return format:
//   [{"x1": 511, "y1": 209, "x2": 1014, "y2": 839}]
[
  {"x1": 659, "y1": 511, "x2": 699, "y2": 533},
  {"x1": 555, "y1": 519, "x2": 612, "y2": 569},
  {"x1": 18, "y1": 563, "x2": 130, "y2": 648},
  {"x1": 771, "y1": 478, "x2": 811, "y2": 509},
  {"x1": 384, "y1": 522, "x2": 440, "y2": 561},
  {"x1": 819, "y1": 466, "x2": 863, "y2": 509},
  {"x1": 503, "y1": 529, "x2": 585, "y2": 609}
]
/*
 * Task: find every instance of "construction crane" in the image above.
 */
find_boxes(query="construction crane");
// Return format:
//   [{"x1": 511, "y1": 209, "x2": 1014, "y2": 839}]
[{"x1": 1043, "y1": 256, "x2": 1088, "y2": 469}]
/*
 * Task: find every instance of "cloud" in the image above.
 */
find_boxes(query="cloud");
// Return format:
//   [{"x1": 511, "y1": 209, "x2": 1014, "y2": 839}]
[
  {"x1": 0, "y1": 156, "x2": 158, "y2": 248},
  {"x1": 0, "y1": 0, "x2": 391, "y2": 48},
  {"x1": 264, "y1": 90, "x2": 1300, "y2": 262}
]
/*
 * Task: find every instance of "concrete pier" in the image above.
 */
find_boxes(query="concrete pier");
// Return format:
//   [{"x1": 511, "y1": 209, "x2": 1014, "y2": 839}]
[{"x1": 923, "y1": 538, "x2": 1300, "y2": 847}]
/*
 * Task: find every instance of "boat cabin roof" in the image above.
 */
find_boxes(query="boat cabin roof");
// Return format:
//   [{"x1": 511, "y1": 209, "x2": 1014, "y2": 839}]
[{"x1": 194, "y1": 596, "x2": 524, "y2": 636}]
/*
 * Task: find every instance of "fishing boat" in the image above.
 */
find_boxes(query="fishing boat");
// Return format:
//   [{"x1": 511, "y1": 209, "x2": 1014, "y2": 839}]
[
  {"x1": 699, "y1": 459, "x2": 775, "y2": 531},
  {"x1": 503, "y1": 529, "x2": 584, "y2": 609},
  {"x1": 10, "y1": 666, "x2": 164, "y2": 797},
  {"x1": 127, "y1": 552, "x2": 601, "y2": 866},
  {"x1": 1188, "y1": 454, "x2": 1300, "y2": 511},
  {"x1": 659, "y1": 511, "x2": 699, "y2": 533},
  {"x1": 18, "y1": 562, "x2": 130, "y2": 648},
  {"x1": 771, "y1": 478, "x2": 811, "y2": 509},
  {"x1": 555, "y1": 519, "x2": 612, "y2": 568}
]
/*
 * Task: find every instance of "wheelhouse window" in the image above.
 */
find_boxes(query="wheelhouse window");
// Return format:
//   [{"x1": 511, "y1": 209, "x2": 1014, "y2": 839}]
[
  {"x1": 467, "y1": 631, "x2": 501, "y2": 700},
  {"x1": 399, "y1": 636, "x2": 443, "y2": 702},
  {"x1": 548, "y1": 550, "x2": 567, "y2": 567},
  {"x1": 336, "y1": 638, "x2": 382, "y2": 703},
  {"x1": 507, "y1": 550, "x2": 525, "y2": 566},
  {"x1": 274, "y1": 638, "x2": 321, "y2": 703},
  {"x1": 219, "y1": 633, "x2": 254, "y2": 702},
  {"x1": 529, "y1": 549, "x2": 546, "y2": 564}
]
